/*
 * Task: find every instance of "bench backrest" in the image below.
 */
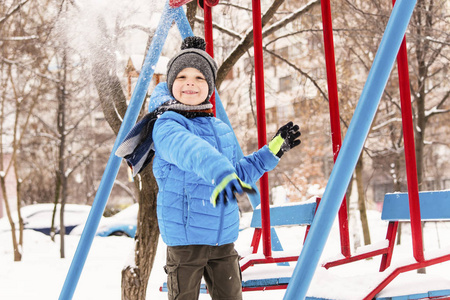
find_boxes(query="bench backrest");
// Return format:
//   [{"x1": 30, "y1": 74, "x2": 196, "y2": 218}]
[
  {"x1": 250, "y1": 202, "x2": 317, "y2": 228},
  {"x1": 381, "y1": 190, "x2": 450, "y2": 221}
]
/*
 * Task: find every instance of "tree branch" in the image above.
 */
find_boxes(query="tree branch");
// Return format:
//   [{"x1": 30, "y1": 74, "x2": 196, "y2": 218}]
[
  {"x1": 195, "y1": 16, "x2": 241, "y2": 39},
  {"x1": 425, "y1": 90, "x2": 450, "y2": 120},
  {"x1": 263, "y1": 47, "x2": 328, "y2": 101},
  {"x1": 262, "y1": 0, "x2": 320, "y2": 38},
  {"x1": 0, "y1": 0, "x2": 30, "y2": 27},
  {"x1": 216, "y1": 0, "x2": 286, "y2": 88}
]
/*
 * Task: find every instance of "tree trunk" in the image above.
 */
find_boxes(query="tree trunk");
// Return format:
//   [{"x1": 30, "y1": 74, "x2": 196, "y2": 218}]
[
  {"x1": 51, "y1": 175, "x2": 61, "y2": 241},
  {"x1": 413, "y1": 0, "x2": 431, "y2": 274},
  {"x1": 186, "y1": 0, "x2": 198, "y2": 30},
  {"x1": 393, "y1": 154, "x2": 403, "y2": 245},
  {"x1": 89, "y1": 16, "x2": 160, "y2": 299},
  {"x1": 121, "y1": 167, "x2": 159, "y2": 300},
  {"x1": 355, "y1": 153, "x2": 371, "y2": 246},
  {"x1": 57, "y1": 49, "x2": 68, "y2": 258},
  {"x1": 0, "y1": 176, "x2": 22, "y2": 261}
]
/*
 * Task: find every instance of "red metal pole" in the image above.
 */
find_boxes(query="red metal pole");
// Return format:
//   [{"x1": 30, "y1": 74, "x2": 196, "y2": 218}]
[
  {"x1": 251, "y1": 0, "x2": 272, "y2": 258},
  {"x1": 394, "y1": 0, "x2": 424, "y2": 262},
  {"x1": 364, "y1": 253, "x2": 450, "y2": 299},
  {"x1": 320, "y1": 0, "x2": 351, "y2": 258},
  {"x1": 203, "y1": 3, "x2": 216, "y2": 116}
]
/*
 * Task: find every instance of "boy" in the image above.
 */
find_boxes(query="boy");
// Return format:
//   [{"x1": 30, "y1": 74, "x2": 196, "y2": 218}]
[{"x1": 117, "y1": 36, "x2": 301, "y2": 300}]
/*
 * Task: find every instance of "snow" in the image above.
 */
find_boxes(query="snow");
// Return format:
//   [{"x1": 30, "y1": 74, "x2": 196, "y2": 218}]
[{"x1": 1, "y1": 210, "x2": 450, "y2": 299}]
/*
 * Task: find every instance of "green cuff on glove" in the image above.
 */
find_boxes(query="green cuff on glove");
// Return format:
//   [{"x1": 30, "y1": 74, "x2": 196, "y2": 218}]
[
  {"x1": 268, "y1": 135, "x2": 284, "y2": 156},
  {"x1": 210, "y1": 173, "x2": 253, "y2": 207}
]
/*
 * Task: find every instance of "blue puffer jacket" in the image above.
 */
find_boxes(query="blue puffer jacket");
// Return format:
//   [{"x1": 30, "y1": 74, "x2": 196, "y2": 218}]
[{"x1": 151, "y1": 87, "x2": 279, "y2": 247}]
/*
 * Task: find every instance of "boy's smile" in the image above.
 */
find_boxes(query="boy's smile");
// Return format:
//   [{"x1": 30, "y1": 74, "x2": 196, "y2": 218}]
[{"x1": 172, "y1": 68, "x2": 209, "y2": 105}]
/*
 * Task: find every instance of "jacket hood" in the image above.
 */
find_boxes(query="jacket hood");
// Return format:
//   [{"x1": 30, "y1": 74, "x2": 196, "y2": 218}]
[{"x1": 148, "y1": 82, "x2": 173, "y2": 113}]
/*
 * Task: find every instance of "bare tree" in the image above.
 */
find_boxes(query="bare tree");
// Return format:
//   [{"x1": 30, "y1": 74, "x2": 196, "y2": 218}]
[
  {"x1": 409, "y1": 0, "x2": 450, "y2": 189},
  {"x1": 84, "y1": 11, "x2": 160, "y2": 299},
  {"x1": 0, "y1": 65, "x2": 38, "y2": 261},
  {"x1": 0, "y1": 0, "x2": 46, "y2": 262}
]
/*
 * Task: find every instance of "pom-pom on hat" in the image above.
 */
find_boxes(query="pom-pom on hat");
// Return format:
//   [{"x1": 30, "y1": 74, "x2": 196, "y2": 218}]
[{"x1": 166, "y1": 36, "x2": 218, "y2": 102}]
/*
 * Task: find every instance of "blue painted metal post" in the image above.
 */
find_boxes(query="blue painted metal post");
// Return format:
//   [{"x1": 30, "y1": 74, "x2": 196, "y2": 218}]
[
  {"x1": 58, "y1": 3, "x2": 180, "y2": 300},
  {"x1": 283, "y1": 0, "x2": 417, "y2": 298}
]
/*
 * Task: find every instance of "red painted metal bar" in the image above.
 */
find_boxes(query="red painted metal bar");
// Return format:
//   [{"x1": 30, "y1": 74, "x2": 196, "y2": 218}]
[
  {"x1": 169, "y1": 0, "x2": 193, "y2": 7},
  {"x1": 323, "y1": 247, "x2": 389, "y2": 269},
  {"x1": 364, "y1": 253, "x2": 450, "y2": 300},
  {"x1": 393, "y1": 0, "x2": 424, "y2": 263},
  {"x1": 320, "y1": 0, "x2": 351, "y2": 258},
  {"x1": 242, "y1": 285, "x2": 289, "y2": 292},
  {"x1": 241, "y1": 255, "x2": 300, "y2": 272},
  {"x1": 304, "y1": 197, "x2": 321, "y2": 244},
  {"x1": 203, "y1": 1, "x2": 216, "y2": 115},
  {"x1": 322, "y1": 221, "x2": 399, "y2": 270},
  {"x1": 379, "y1": 221, "x2": 399, "y2": 271},
  {"x1": 250, "y1": 228, "x2": 262, "y2": 254},
  {"x1": 251, "y1": 0, "x2": 272, "y2": 258}
]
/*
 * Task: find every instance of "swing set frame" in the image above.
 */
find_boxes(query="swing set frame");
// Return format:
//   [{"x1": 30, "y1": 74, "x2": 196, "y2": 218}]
[{"x1": 58, "y1": 1, "x2": 450, "y2": 299}]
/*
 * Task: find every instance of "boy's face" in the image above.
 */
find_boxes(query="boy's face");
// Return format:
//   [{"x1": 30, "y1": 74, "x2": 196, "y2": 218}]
[{"x1": 172, "y1": 68, "x2": 209, "y2": 105}]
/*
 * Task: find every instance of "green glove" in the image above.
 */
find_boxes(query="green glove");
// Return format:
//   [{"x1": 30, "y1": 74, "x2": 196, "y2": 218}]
[
  {"x1": 210, "y1": 173, "x2": 255, "y2": 207},
  {"x1": 269, "y1": 121, "x2": 301, "y2": 158}
]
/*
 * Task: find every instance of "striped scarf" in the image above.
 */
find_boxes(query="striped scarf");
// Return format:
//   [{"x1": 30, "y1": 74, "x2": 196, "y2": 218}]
[{"x1": 115, "y1": 100, "x2": 213, "y2": 176}]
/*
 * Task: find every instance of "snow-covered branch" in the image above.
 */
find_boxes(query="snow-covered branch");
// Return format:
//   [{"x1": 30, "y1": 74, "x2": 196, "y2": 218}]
[
  {"x1": 425, "y1": 91, "x2": 450, "y2": 119},
  {"x1": 425, "y1": 107, "x2": 450, "y2": 118},
  {"x1": 0, "y1": 35, "x2": 38, "y2": 41},
  {"x1": 371, "y1": 117, "x2": 403, "y2": 131},
  {"x1": 217, "y1": 2, "x2": 252, "y2": 12},
  {"x1": 195, "y1": 16, "x2": 241, "y2": 39},
  {"x1": 425, "y1": 36, "x2": 450, "y2": 47}
]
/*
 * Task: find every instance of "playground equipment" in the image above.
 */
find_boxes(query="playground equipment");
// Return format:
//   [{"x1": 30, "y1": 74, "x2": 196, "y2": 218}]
[{"x1": 59, "y1": 0, "x2": 450, "y2": 299}]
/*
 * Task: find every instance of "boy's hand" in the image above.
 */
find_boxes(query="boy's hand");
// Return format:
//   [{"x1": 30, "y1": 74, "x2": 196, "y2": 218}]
[
  {"x1": 269, "y1": 121, "x2": 301, "y2": 158},
  {"x1": 210, "y1": 173, "x2": 255, "y2": 207}
]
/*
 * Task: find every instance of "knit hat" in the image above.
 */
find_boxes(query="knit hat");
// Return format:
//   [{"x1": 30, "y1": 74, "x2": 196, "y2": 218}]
[{"x1": 166, "y1": 36, "x2": 218, "y2": 102}]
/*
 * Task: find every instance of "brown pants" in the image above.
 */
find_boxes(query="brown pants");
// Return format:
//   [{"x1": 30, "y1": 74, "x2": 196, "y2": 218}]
[{"x1": 165, "y1": 243, "x2": 243, "y2": 300}]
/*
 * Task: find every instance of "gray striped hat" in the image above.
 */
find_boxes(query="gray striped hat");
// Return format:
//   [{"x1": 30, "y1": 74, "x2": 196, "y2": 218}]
[{"x1": 166, "y1": 36, "x2": 218, "y2": 102}]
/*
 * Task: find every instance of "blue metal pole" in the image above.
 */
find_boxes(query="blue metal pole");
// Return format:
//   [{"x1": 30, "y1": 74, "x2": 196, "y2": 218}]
[
  {"x1": 58, "y1": 3, "x2": 179, "y2": 300},
  {"x1": 283, "y1": 0, "x2": 417, "y2": 298}
]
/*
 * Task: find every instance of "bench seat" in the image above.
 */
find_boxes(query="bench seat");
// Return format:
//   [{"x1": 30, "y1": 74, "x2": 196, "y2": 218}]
[{"x1": 381, "y1": 190, "x2": 450, "y2": 221}]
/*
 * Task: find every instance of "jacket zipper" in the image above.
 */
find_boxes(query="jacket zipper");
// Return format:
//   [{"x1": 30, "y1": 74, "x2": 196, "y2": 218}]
[{"x1": 209, "y1": 118, "x2": 225, "y2": 245}]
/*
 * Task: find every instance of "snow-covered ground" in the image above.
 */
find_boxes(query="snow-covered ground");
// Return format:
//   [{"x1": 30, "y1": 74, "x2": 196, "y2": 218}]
[{"x1": 1, "y1": 210, "x2": 450, "y2": 299}]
